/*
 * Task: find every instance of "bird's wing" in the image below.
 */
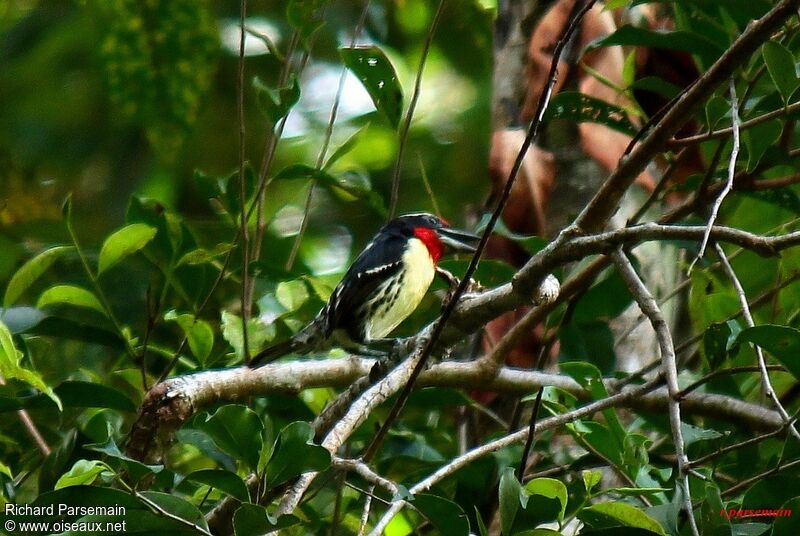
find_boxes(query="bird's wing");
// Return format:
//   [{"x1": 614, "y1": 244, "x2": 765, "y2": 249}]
[{"x1": 325, "y1": 233, "x2": 405, "y2": 338}]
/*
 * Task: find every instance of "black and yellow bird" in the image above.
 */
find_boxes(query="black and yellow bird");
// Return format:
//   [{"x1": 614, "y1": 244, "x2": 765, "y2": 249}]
[{"x1": 249, "y1": 213, "x2": 479, "y2": 366}]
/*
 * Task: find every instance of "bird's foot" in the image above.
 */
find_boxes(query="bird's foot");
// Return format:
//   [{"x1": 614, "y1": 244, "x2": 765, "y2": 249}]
[{"x1": 436, "y1": 267, "x2": 484, "y2": 311}]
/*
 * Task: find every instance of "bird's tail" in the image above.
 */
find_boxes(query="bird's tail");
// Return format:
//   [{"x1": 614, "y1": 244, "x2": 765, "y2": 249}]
[
  {"x1": 248, "y1": 315, "x2": 327, "y2": 367},
  {"x1": 248, "y1": 338, "x2": 297, "y2": 367}
]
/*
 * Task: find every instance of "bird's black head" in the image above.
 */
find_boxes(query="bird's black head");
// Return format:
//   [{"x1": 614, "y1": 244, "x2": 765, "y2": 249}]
[{"x1": 383, "y1": 212, "x2": 479, "y2": 262}]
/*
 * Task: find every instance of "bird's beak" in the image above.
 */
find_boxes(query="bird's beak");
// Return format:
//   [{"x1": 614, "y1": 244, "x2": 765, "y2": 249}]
[{"x1": 437, "y1": 227, "x2": 480, "y2": 253}]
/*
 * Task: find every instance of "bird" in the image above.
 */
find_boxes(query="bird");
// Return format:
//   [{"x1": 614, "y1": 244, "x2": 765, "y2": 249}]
[{"x1": 249, "y1": 213, "x2": 479, "y2": 367}]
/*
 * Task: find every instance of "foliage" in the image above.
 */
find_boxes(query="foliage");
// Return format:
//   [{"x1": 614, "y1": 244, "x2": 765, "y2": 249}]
[{"x1": 1, "y1": 0, "x2": 800, "y2": 535}]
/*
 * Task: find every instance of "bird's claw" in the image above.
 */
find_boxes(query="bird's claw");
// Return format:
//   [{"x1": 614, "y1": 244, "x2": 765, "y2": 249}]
[{"x1": 436, "y1": 267, "x2": 483, "y2": 311}]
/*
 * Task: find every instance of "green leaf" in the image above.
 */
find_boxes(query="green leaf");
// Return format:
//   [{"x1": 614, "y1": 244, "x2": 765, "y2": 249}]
[
  {"x1": 54, "y1": 380, "x2": 137, "y2": 412},
  {"x1": 221, "y1": 311, "x2": 275, "y2": 360},
  {"x1": 323, "y1": 124, "x2": 370, "y2": 170},
  {"x1": 583, "y1": 469, "x2": 602, "y2": 493},
  {"x1": 177, "y1": 243, "x2": 234, "y2": 266},
  {"x1": 737, "y1": 325, "x2": 800, "y2": 379},
  {"x1": 54, "y1": 459, "x2": 114, "y2": 489},
  {"x1": 138, "y1": 491, "x2": 209, "y2": 532},
  {"x1": 579, "y1": 502, "x2": 667, "y2": 535},
  {"x1": 197, "y1": 404, "x2": 264, "y2": 471},
  {"x1": 265, "y1": 421, "x2": 330, "y2": 486},
  {"x1": 586, "y1": 25, "x2": 723, "y2": 61},
  {"x1": 742, "y1": 188, "x2": 800, "y2": 215},
  {"x1": 340, "y1": 46, "x2": 403, "y2": 129},
  {"x1": 544, "y1": 91, "x2": 637, "y2": 136},
  {"x1": 97, "y1": 223, "x2": 157, "y2": 276},
  {"x1": 413, "y1": 494, "x2": 470, "y2": 536},
  {"x1": 705, "y1": 95, "x2": 730, "y2": 130},
  {"x1": 559, "y1": 322, "x2": 617, "y2": 375},
  {"x1": 773, "y1": 496, "x2": 800, "y2": 535},
  {"x1": 524, "y1": 478, "x2": 568, "y2": 521},
  {"x1": 762, "y1": 41, "x2": 800, "y2": 104},
  {"x1": 629, "y1": 76, "x2": 682, "y2": 100},
  {"x1": 474, "y1": 505, "x2": 488, "y2": 536},
  {"x1": 0, "y1": 320, "x2": 62, "y2": 411},
  {"x1": 743, "y1": 119, "x2": 782, "y2": 172},
  {"x1": 4, "y1": 246, "x2": 74, "y2": 307},
  {"x1": 286, "y1": 0, "x2": 326, "y2": 43},
  {"x1": 233, "y1": 503, "x2": 300, "y2": 535},
  {"x1": 703, "y1": 322, "x2": 731, "y2": 369},
  {"x1": 498, "y1": 467, "x2": 522, "y2": 536},
  {"x1": 253, "y1": 74, "x2": 301, "y2": 124},
  {"x1": 681, "y1": 422, "x2": 723, "y2": 448},
  {"x1": 183, "y1": 469, "x2": 249, "y2": 503},
  {"x1": 276, "y1": 280, "x2": 310, "y2": 312},
  {"x1": 37, "y1": 285, "x2": 107, "y2": 317},
  {"x1": 0, "y1": 460, "x2": 12, "y2": 479},
  {"x1": 165, "y1": 310, "x2": 214, "y2": 364},
  {"x1": 85, "y1": 436, "x2": 163, "y2": 483},
  {"x1": 701, "y1": 482, "x2": 731, "y2": 535}
]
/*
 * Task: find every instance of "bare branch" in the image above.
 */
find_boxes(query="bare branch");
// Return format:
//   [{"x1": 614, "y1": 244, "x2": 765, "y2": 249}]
[
  {"x1": 611, "y1": 249, "x2": 699, "y2": 536},
  {"x1": 689, "y1": 78, "x2": 740, "y2": 273}
]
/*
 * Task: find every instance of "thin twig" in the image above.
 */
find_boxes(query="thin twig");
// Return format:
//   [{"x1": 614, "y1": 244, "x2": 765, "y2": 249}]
[
  {"x1": 714, "y1": 242, "x2": 800, "y2": 440},
  {"x1": 237, "y1": 0, "x2": 251, "y2": 363},
  {"x1": 417, "y1": 152, "x2": 442, "y2": 217},
  {"x1": 721, "y1": 458, "x2": 800, "y2": 498},
  {"x1": 689, "y1": 77, "x2": 740, "y2": 273},
  {"x1": 690, "y1": 418, "x2": 793, "y2": 468},
  {"x1": 388, "y1": 0, "x2": 446, "y2": 218},
  {"x1": 0, "y1": 374, "x2": 50, "y2": 456},
  {"x1": 678, "y1": 365, "x2": 786, "y2": 397},
  {"x1": 611, "y1": 249, "x2": 699, "y2": 536},
  {"x1": 670, "y1": 99, "x2": 800, "y2": 147}
]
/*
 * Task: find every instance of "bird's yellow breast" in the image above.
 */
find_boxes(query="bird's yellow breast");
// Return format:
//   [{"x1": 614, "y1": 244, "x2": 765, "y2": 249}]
[{"x1": 366, "y1": 238, "x2": 435, "y2": 340}]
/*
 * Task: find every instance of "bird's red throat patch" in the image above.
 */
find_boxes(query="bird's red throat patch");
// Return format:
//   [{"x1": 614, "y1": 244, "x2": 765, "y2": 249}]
[{"x1": 413, "y1": 227, "x2": 443, "y2": 263}]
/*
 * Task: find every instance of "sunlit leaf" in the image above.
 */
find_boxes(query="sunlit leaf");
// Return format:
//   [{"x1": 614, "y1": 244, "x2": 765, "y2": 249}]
[
  {"x1": 55, "y1": 459, "x2": 114, "y2": 490},
  {"x1": 165, "y1": 310, "x2": 214, "y2": 364},
  {"x1": 37, "y1": 285, "x2": 106, "y2": 317},
  {"x1": 579, "y1": 502, "x2": 667, "y2": 535},
  {"x1": 4, "y1": 246, "x2": 74, "y2": 307},
  {"x1": 176, "y1": 243, "x2": 234, "y2": 266},
  {"x1": 0, "y1": 320, "x2": 61, "y2": 411},
  {"x1": 97, "y1": 223, "x2": 157, "y2": 276},
  {"x1": 340, "y1": 46, "x2": 403, "y2": 128},
  {"x1": 0, "y1": 460, "x2": 12, "y2": 479},
  {"x1": 221, "y1": 311, "x2": 275, "y2": 360},
  {"x1": 525, "y1": 478, "x2": 568, "y2": 521}
]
